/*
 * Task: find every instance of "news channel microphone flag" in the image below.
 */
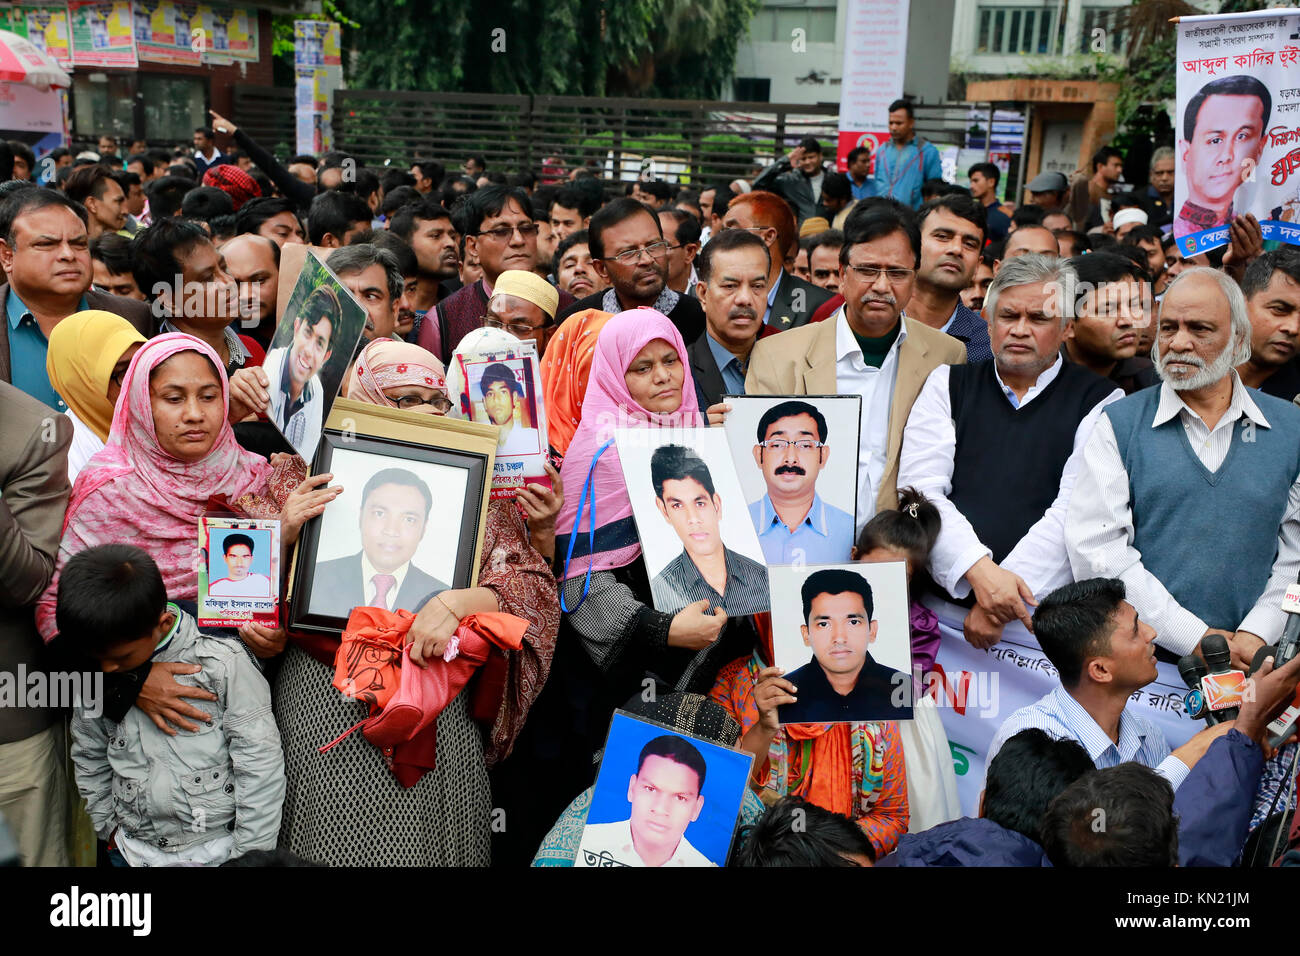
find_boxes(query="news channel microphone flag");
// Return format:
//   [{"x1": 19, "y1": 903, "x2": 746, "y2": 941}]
[{"x1": 1173, "y1": 8, "x2": 1300, "y2": 257}]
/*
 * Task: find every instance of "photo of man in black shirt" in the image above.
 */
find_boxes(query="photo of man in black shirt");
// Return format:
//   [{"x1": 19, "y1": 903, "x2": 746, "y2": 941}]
[{"x1": 779, "y1": 568, "x2": 913, "y2": 723}]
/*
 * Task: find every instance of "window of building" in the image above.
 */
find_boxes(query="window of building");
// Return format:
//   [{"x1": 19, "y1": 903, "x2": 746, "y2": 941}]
[
  {"x1": 975, "y1": 6, "x2": 1061, "y2": 54},
  {"x1": 749, "y1": 3, "x2": 837, "y2": 44},
  {"x1": 1079, "y1": 7, "x2": 1126, "y2": 54},
  {"x1": 141, "y1": 75, "x2": 207, "y2": 142},
  {"x1": 72, "y1": 74, "x2": 135, "y2": 141},
  {"x1": 734, "y1": 77, "x2": 772, "y2": 102}
]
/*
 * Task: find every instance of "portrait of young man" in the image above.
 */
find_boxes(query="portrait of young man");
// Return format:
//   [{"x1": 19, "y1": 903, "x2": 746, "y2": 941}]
[
  {"x1": 311, "y1": 466, "x2": 450, "y2": 619},
  {"x1": 648, "y1": 444, "x2": 769, "y2": 616},
  {"x1": 747, "y1": 399, "x2": 855, "y2": 565},
  {"x1": 578, "y1": 734, "x2": 715, "y2": 867},
  {"x1": 208, "y1": 533, "x2": 272, "y2": 598},
  {"x1": 778, "y1": 568, "x2": 913, "y2": 724},
  {"x1": 477, "y1": 361, "x2": 541, "y2": 456},
  {"x1": 1175, "y1": 75, "x2": 1269, "y2": 246},
  {"x1": 264, "y1": 284, "x2": 339, "y2": 459}
]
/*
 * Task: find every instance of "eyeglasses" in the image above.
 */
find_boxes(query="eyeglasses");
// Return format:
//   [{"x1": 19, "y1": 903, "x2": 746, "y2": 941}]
[
  {"x1": 394, "y1": 393, "x2": 452, "y2": 413},
  {"x1": 758, "y1": 439, "x2": 824, "y2": 452},
  {"x1": 847, "y1": 264, "x2": 914, "y2": 284},
  {"x1": 604, "y1": 241, "x2": 670, "y2": 264},
  {"x1": 483, "y1": 315, "x2": 550, "y2": 337},
  {"x1": 475, "y1": 222, "x2": 541, "y2": 242}
]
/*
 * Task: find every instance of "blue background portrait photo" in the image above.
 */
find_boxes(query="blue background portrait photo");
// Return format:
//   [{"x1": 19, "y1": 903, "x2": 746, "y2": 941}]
[
  {"x1": 208, "y1": 528, "x2": 274, "y2": 583},
  {"x1": 585, "y1": 712, "x2": 753, "y2": 865}
]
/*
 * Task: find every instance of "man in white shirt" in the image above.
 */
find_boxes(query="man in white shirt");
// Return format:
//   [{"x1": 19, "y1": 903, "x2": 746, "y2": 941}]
[
  {"x1": 577, "y1": 735, "x2": 716, "y2": 867},
  {"x1": 1067, "y1": 267, "x2": 1300, "y2": 670},
  {"x1": 208, "y1": 534, "x2": 272, "y2": 598},
  {"x1": 478, "y1": 362, "x2": 542, "y2": 456},
  {"x1": 899, "y1": 253, "x2": 1123, "y2": 648},
  {"x1": 746, "y1": 200, "x2": 966, "y2": 529}
]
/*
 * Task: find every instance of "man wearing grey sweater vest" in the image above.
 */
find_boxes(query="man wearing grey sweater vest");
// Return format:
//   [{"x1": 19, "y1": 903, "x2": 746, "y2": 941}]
[{"x1": 1067, "y1": 268, "x2": 1300, "y2": 671}]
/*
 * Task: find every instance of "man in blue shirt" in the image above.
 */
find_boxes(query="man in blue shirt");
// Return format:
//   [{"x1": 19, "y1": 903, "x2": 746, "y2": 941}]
[
  {"x1": 986, "y1": 578, "x2": 1234, "y2": 793},
  {"x1": 873, "y1": 100, "x2": 942, "y2": 209},
  {"x1": 0, "y1": 189, "x2": 153, "y2": 410},
  {"x1": 846, "y1": 146, "x2": 879, "y2": 202},
  {"x1": 747, "y1": 399, "x2": 856, "y2": 565},
  {"x1": 688, "y1": 229, "x2": 771, "y2": 408}
]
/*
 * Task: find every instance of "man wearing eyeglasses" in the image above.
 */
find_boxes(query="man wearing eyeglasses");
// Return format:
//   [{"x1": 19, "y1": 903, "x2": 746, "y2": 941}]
[
  {"x1": 747, "y1": 199, "x2": 967, "y2": 532},
  {"x1": 748, "y1": 399, "x2": 855, "y2": 565},
  {"x1": 482, "y1": 268, "x2": 559, "y2": 354},
  {"x1": 418, "y1": 185, "x2": 574, "y2": 365},
  {"x1": 555, "y1": 197, "x2": 706, "y2": 346}
]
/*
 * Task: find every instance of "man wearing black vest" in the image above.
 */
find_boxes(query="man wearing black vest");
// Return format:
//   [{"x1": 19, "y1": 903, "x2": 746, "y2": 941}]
[
  {"x1": 1068, "y1": 267, "x2": 1300, "y2": 671},
  {"x1": 899, "y1": 253, "x2": 1122, "y2": 649}
]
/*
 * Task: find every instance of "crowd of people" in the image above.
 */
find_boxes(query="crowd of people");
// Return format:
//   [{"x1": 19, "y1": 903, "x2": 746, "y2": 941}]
[{"x1": 4, "y1": 95, "x2": 1300, "y2": 869}]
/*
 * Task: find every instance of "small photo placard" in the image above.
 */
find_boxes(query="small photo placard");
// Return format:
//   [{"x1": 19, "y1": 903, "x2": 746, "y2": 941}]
[
  {"x1": 768, "y1": 562, "x2": 914, "y2": 724},
  {"x1": 576, "y1": 710, "x2": 753, "y2": 868},
  {"x1": 198, "y1": 515, "x2": 281, "y2": 628}
]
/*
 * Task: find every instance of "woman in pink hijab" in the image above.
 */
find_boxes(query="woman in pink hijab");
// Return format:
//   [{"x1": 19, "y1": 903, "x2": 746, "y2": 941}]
[{"x1": 36, "y1": 334, "x2": 340, "y2": 721}]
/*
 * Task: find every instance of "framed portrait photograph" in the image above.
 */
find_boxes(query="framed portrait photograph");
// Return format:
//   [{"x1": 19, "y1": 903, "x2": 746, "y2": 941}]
[
  {"x1": 449, "y1": 337, "x2": 551, "y2": 500},
  {"x1": 615, "y1": 426, "x2": 770, "y2": 617},
  {"x1": 576, "y1": 710, "x2": 753, "y2": 868},
  {"x1": 769, "y1": 562, "x2": 914, "y2": 724},
  {"x1": 288, "y1": 399, "x2": 497, "y2": 636},
  {"x1": 197, "y1": 516, "x2": 281, "y2": 628},
  {"x1": 722, "y1": 394, "x2": 861, "y2": 567},
  {"x1": 263, "y1": 250, "x2": 368, "y2": 461}
]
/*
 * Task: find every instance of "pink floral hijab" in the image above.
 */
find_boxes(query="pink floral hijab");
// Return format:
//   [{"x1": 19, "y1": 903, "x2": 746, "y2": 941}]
[
  {"x1": 37, "y1": 333, "x2": 274, "y2": 639},
  {"x1": 345, "y1": 339, "x2": 447, "y2": 408}
]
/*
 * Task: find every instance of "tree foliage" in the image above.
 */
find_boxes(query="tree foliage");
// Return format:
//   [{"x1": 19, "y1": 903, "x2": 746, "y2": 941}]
[{"x1": 332, "y1": 0, "x2": 760, "y2": 98}]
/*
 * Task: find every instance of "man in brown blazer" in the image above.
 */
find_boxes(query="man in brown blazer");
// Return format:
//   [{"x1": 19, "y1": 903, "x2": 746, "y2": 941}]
[
  {"x1": 0, "y1": 380, "x2": 72, "y2": 865},
  {"x1": 746, "y1": 199, "x2": 966, "y2": 526},
  {"x1": 0, "y1": 189, "x2": 154, "y2": 409}
]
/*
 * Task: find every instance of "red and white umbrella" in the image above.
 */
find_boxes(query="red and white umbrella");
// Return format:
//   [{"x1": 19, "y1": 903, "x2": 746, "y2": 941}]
[{"x1": 0, "y1": 29, "x2": 70, "y2": 90}]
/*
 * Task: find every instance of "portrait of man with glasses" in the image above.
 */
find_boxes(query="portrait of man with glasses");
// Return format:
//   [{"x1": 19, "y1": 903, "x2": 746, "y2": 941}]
[{"x1": 746, "y1": 399, "x2": 856, "y2": 565}]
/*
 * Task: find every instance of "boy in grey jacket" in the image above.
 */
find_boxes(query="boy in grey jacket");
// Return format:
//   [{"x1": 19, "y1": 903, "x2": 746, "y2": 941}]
[{"x1": 60, "y1": 544, "x2": 284, "y2": 867}]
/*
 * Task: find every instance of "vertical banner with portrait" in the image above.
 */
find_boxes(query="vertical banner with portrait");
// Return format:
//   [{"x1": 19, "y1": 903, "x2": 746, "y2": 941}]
[
  {"x1": 197, "y1": 515, "x2": 281, "y2": 628},
  {"x1": 769, "y1": 562, "x2": 914, "y2": 723},
  {"x1": 1174, "y1": 10, "x2": 1300, "y2": 256},
  {"x1": 615, "y1": 427, "x2": 770, "y2": 617},
  {"x1": 287, "y1": 399, "x2": 497, "y2": 636},
  {"x1": 450, "y1": 337, "x2": 550, "y2": 500},
  {"x1": 263, "y1": 250, "x2": 367, "y2": 462},
  {"x1": 576, "y1": 711, "x2": 753, "y2": 867},
  {"x1": 722, "y1": 394, "x2": 861, "y2": 568}
]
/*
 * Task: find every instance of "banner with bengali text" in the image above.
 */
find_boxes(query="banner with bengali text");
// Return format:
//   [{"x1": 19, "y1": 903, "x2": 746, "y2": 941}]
[
  {"x1": 835, "y1": 0, "x2": 907, "y2": 173},
  {"x1": 1176, "y1": 9, "x2": 1300, "y2": 256}
]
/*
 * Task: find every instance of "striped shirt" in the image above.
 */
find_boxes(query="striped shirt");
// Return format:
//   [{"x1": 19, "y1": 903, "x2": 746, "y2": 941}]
[
  {"x1": 986, "y1": 686, "x2": 1190, "y2": 791},
  {"x1": 650, "y1": 546, "x2": 770, "y2": 617},
  {"x1": 1067, "y1": 372, "x2": 1300, "y2": 655}
]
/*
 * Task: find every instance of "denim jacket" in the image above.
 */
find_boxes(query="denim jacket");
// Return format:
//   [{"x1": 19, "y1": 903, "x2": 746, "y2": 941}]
[{"x1": 71, "y1": 608, "x2": 284, "y2": 858}]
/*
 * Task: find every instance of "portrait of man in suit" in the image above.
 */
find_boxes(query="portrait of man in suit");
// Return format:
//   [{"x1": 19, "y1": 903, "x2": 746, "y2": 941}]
[
  {"x1": 311, "y1": 466, "x2": 449, "y2": 619},
  {"x1": 648, "y1": 444, "x2": 769, "y2": 616},
  {"x1": 778, "y1": 568, "x2": 912, "y2": 724}
]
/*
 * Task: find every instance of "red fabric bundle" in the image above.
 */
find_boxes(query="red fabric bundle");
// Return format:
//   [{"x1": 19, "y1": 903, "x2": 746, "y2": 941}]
[{"x1": 321, "y1": 605, "x2": 527, "y2": 787}]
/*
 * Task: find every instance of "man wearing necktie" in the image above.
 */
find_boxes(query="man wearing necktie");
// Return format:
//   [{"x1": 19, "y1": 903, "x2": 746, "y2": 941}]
[{"x1": 311, "y1": 466, "x2": 450, "y2": 619}]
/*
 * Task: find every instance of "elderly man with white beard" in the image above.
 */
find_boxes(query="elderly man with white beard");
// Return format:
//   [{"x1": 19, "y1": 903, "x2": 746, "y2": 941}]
[{"x1": 1067, "y1": 267, "x2": 1300, "y2": 671}]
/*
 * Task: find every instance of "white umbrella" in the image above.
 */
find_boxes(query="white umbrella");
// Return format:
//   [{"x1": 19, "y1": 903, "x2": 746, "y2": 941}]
[{"x1": 0, "y1": 29, "x2": 70, "y2": 90}]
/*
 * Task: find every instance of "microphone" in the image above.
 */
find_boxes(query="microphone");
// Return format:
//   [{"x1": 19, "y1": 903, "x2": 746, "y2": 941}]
[
  {"x1": 1200, "y1": 633, "x2": 1243, "y2": 722},
  {"x1": 1177, "y1": 653, "x2": 1215, "y2": 723}
]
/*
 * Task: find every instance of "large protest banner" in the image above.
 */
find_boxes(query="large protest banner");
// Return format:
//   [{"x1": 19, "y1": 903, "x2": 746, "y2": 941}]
[
  {"x1": 1175, "y1": 8, "x2": 1300, "y2": 256},
  {"x1": 836, "y1": 0, "x2": 908, "y2": 173}
]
